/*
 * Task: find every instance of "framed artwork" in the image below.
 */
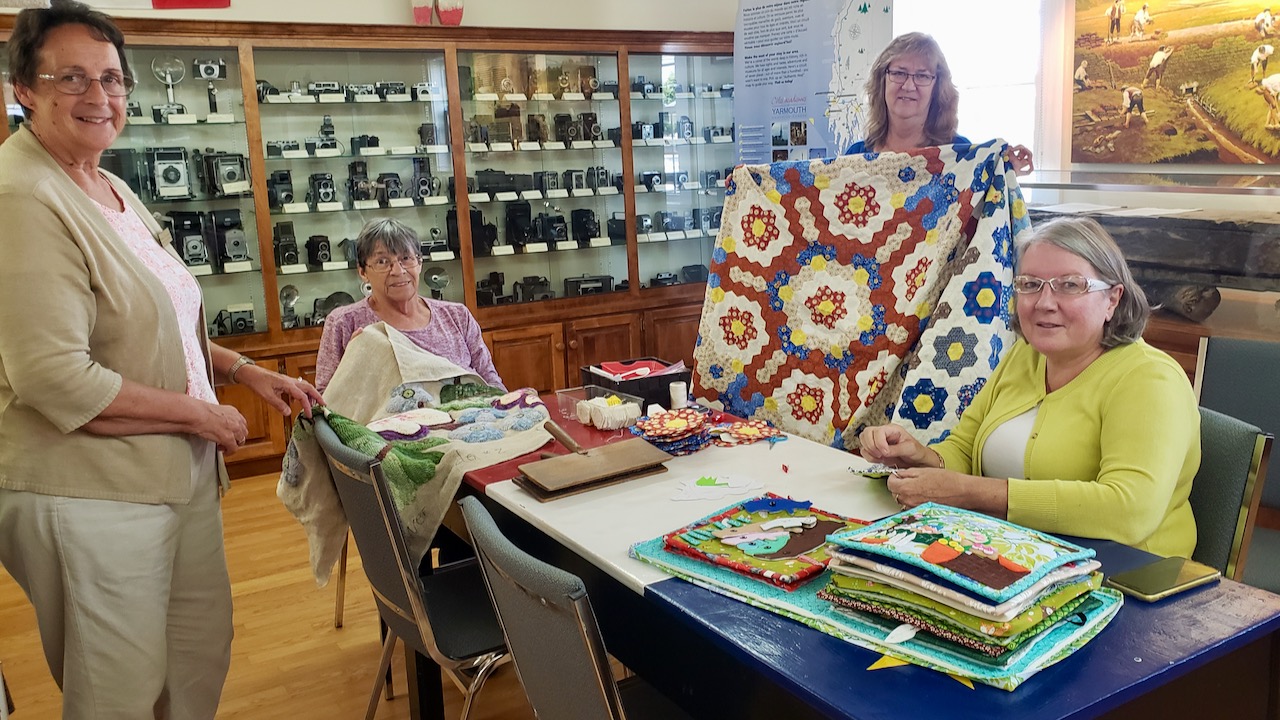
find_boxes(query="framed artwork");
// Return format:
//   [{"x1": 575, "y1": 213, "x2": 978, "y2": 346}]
[{"x1": 1071, "y1": 0, "x2": 1280, "y2": 164}]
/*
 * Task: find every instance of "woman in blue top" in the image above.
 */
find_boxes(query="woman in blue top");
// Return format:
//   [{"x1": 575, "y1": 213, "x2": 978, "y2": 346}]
[{"x1": 847, "y1": 32, "x2": 1034, "y2": 175}]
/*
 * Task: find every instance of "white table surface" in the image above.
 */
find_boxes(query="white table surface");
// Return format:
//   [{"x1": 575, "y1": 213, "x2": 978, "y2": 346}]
[{"x1": 485, "y1": 434, "x2": 902, "y2": 594}]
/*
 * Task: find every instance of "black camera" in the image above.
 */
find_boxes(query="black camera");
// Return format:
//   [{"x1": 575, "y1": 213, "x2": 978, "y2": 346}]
[
  {"x1": 654, "y1": 210, "x2": 685, "y2": 232},
  {"x1": 193, "y1": 58, "x2": 227, "y2": 81},
  {"x1": 599, "y1": 80, "x2": 620, "y2": 96},
  {"x1": 630, "y1": 75, "x2": 655, "y2": 94},
  {"x1": 703, "y1": 125, "x2": 731, "y2": 142},
  {"x1": 209, "y1": 209, "x2": 249, "y2": 264},
  {"x1": 151, "y1": 103, "x2": 187, "y2": 123},
  {"x1": 167, "y1": 211, "x2": 208, "y2": 266},
  {"x1": 506, "y1": 201, "x2": 533, "y2": 247},
  {"x1": 578, "y1": 112, "x2": 602, "y2": 141},
  {"x1": 339, "y1": 237, "x2": 358, "y2": 263},
  {"x1": 562, "y1": 169, "x2": 586, "y2": 191},
  {"x1": 564, "y1": 274, "x2": 613, "y2": 297},
  {"x1": 307, "y1": 81, "x2": 342, "y2": 96},
  {"x1": 533, "y1": 212, "x2": 568, "y2": 243},
  {"x1": 125, "y1": 101, "x2": 142, "y2": 117},
  {"x1": 420, "y1": 227, "x2": 448, "y2": 256},
  {"x1": 418, "y1": 123, "x2": 437, "y2": 146},
  {"x1": 306, "y1": 235, "x2": 332, "y2": 266},
  {"x1": 273, "y1": 222, "x2": 300, "y2": 267},
  {"x1": 213, "y1": 307, "x2": 256, "y2": 336},
  {"x1": 350, "y1": 134, "x2": 380, "y2": 152},
  {"x1": 526, "y1": 114, "x2": 550, "y2": 143},
  {"x1": 640, "y1": 171, "x2": 664, "y2": 192},
  {"x1": 476, "y1": 272, "x2": 513, "y2": 307},
  {"x1": 651, "y1": 272, "x2": 679, "y2": 287},
  {"x1": 265, "y1": 139, "x2": 300, "y2": 157},
  {"x1": 514, "y1": 276, "x2": 554, "y2": 303},
  {"x1": 677, "y1": 115, "x2": 695, "y2": 140},
  {"x1": 631, "y1": 121, "x2": 655, "y2": 140},
  {"x1": 533, "y1": 170, "x2": 560, "y2": 194},
  {"x1": 586, "y1": 166, "x2": 611, "y2": 190},
  {"x1": 694, "y1": 208, "x2": 723, "y2": 231},
  {"x1": 308, "y1": 172, "x2": 337, "y2": 206},
  {"x1": 571, "y1": 209, "x2": 600, "y2": 245},
  {"x1": 304, "y1": 137, "x2": 339, "y2": 155},
  {"x1": 410, "y1": 157, "x2": 440, "y2": 201},
  {"x1": 375, "y1": 81, "x2": 406, "y2": 99},
  {"x1": 345, "y1": 83, "x2": 376, "y2": 101},
  {"x1": 267, "y1": 170, "x2": 294, "y2": 209},
  {"x1": 447, "y1": 207, "x2": 496, "y2": 256},
  {"x1": 553, "y1": 113, "x2": 580, "y2": 144},
  {"x1": 673, "y1": 171, "x2": 690, "y2": 190},
  {"x1": 196, "y1": 149, "x2": 249, "y2": 197},
  {"x1": 476, "y1": 168, "x2": 516, "y2": 195},
  {"x1": 145, "y1": 146, "x2": 193, "y2": 201},
  {"x1": 347, "y1": 161, "x2": 374, "y2": 202},
  {"x1": 376, "y1": 173, "x2": 403, "y2": 205},
  {"x1": 607, "y1": 211, "x2": 627, "y2": 240},
  {"x1": 681, "y1": 264, "x2": 710, "y2": 283},
  {"x1": 447, "y1": 176, "x2": 477, "y2": 203},
  {"x1": 702, "y1": 170, "x2": 723, "y2": 188}
]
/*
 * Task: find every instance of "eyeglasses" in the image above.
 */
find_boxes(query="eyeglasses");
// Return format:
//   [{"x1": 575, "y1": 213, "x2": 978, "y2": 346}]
[
  {"x1": 365, "y1": 254, "x2": 422, "y2": 273},
  {"x1": 37, "y1": 71, "x2": 135, "y2": 97},
  {"x1": 885, "y1": 69, "x2": 936, "y2": 87},
  {"x1": 1013, "y1": 274, "x2": 1114, "y2": 295}
]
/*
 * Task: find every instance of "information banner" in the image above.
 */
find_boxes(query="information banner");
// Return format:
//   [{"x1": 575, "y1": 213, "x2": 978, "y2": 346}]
[{"x1": 734, "y1": 0, "x2": 893, "y2": 165}]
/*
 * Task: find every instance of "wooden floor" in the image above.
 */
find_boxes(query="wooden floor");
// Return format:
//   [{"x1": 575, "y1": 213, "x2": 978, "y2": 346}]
[{"x1": 0, "y1": 473, "x2": 537, "y2": 719}]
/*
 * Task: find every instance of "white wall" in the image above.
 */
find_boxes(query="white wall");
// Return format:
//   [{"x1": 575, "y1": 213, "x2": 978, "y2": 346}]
[{"x1": 2, "y1": 0, "x2": 740, "y2": 32}]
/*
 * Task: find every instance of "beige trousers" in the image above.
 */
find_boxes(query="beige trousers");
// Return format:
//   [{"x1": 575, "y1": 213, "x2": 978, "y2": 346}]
[{"x1": 0, "y1": 475, "x2": 233, "y2": 720}]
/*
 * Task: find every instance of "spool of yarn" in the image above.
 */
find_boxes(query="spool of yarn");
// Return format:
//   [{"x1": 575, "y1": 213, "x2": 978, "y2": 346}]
[{"x1": 669, "y1": 381, "x2": 688, "y2": 410}]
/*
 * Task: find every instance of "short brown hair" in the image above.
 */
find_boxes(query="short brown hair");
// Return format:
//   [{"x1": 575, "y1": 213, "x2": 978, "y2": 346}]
[
  {"x1": 8, "y1": 0, "x2": 129, "y2": 119},
  {"x1": 861, "y1": 33, "x2": 959, "y2": 152}
]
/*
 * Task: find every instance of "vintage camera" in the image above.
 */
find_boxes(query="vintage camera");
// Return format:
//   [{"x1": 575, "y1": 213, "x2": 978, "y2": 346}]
[
  {"x1": 99, "y1": 148, "x2": 143, "y2": 196},
  {"x1": 533, "y1": 212, "x2": 568, "y2": 243},
  {"x1": 606, "y1": 127, "x2": 623, "y2": 146},
  {"x1": 586, "y1": 166, "x2": 611, "y2": 191},
  {"x1": 209, "y1": 209, "x2": 249, "y2": 263},
  {"x1": 476, "y1": 168, "x2": 515, "y2": 195},
  {"x1": 677, "y1": 115, "x2": 695, "y2": 140},
  {"x1": 345, "y1": 83, "x2": 376, "y2": 101},
  {"x1": 125, "y1": 100, "x2": 142, "y2": 117},
  {"x1": 196, "y1": 149, "x2": 249, "y2": 197},
  {"x1": 167, "y1": 211, "x2": 208, "y2": 266},
  {"x1": 562, "y1": 169, "x2": 586, "y2": 191},
  {"x1": 308, "y1": 172, "x2": 338, "y2": 206},
  {"x1": 411, "y1": 82, "x2": 435, "y2": 101},
  {"x1": 702, "y1": 170, "x2": 723, "y2": 188},
  {"x1": 475, "y1": 272, "x2": 512, "y2": 307},
  {"x1": 631, "y1": 121, "x2": 655, "y2": 140},
  {"x1": 265, "y1": 139, "x2": 300, "y2": 157},
  {"x1": 466, "y1": 118, "x2": 490, "y2": 144},
  {"x1": 637, "y1": 213, "x2": 654, "y2": 234},
  {"x1": 306, "y1": 235, "x2": 332, "y2": 266},
  {"x1": 703, "y1": 125, "x2": 729, "y2": 142},
  {"x1": 607, "y1": 211, "x2": 627, "y2": 240},
  {"x1": 374, "y1": 81, "x2": 406, "y2": 99},
  {"x1": 151, "y1": 103, "x2": 187, "y2": 123},
  {"x1": 533, "y1": 170, "x2": 560, "y2": 194},
  {"x1": 376, "y1": 173, "x2": 403, "y2": 205},
  {"x1": 506, "y1": 201, "x2": 532, "y2": 247},
  {"x1": 681, "y1": 264, "x2": 710, "y2": 283},
  {"x1": 304, "y1": 136, "x2": 339, "y2": 155},
  {"x1": 193, "y1": 58, "x2": 227, "y2": 81},
  {"x1": 339, "y1": 237, "x2": 359, "y2": 263},
  {"x1": 145, "y1": 146, "x2": 193, "y2": 201},
  {"x1": 418, "y1": 123, "x2": 437, "y2": 146},
  {"x1": 514, "y1": 276, "x2": 554, "y2": 303},
  {"x1": 347, "y1": 161, "x2": 374, "y2": 202},
  {"x1": 640, "y1": 171, "x2": 664, "y2": 192},
  {"x1": 720, "y1": 83, "x2": 735, "y2": 97},
  {"x1": 695, "y1": 208, "x2": 723, "y2": 231},
  {"x1": 553, "y1": 113, "x2": 580, "y2": 144},
  {"x1": 570, "y1": 209, "x2": 600, "y2": 245},
  {"x1": 307, "y1": 81, "x2": 342, "y2": 96},
  {"x1": 564, "y1": 274, "x2": 613, "y2": 297},
  {"x1": 630, "y1": 75, "x2": 655, "y2": 94},
  {"x1": 672, "y1": 171, "x2": 690, "y2": 190},
  {"x1": 266, "y1": 170, "x2": 294, "y2": 209},
  {"x1": 488, "y1": 119, "x2": 518, "y2": 145},
  {"x1": 255, "y1": 79, "x2": 279, "y2": 102},
  {"x1": 447, "y1": 176, "x2": 476, "y2": 203},
  {"x1": 578, "y1": 112, "x2": 602, "y2": 141},
  {"x1": 419, "y1": 227, "x2": 448, "y2": 255},
  {"x1": 654, "y1": 210, "x2": 685, "y2": 232},
  {"x1": 526, "y1": 114, "x2": 550, "y2": 143},
  {"x1": 410, "y1": 157, "x2": 440, "y2": 201},
  {"x1": 350, "y1": 134, "x2": 380, "y2": 152},
  {"x1": 447, "y1": 207, "x2": 496, "y2": 256},
  {"x1": 273, "y1": 222, "x2": 300, "y2": 267},
  {"x1": 578, "y1": 66, "x2": 599, "y2": 98},
  {"x1": 651, "y1": 272, "x2": 679, "y2": 287},
  {"x1": 599, "y1": 80, "x2": 620, "y2": 96},
  {"x1": 213, "y1": 306, "x2": 256, "y2": 336}
]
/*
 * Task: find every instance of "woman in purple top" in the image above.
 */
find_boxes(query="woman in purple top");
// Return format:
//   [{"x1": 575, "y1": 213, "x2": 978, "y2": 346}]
[{"x1": 315, "y1": 218, "x2": 505, "y2": 392}]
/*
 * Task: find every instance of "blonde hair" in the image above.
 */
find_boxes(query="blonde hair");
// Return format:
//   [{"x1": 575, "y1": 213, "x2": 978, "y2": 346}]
[{"x1": 861, "y1": 33, "x2": 959, "y2": 152}]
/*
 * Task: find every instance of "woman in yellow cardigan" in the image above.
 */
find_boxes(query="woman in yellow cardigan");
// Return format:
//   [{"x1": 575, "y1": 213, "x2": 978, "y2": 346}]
[{"x1": 860, "y1": 216, "x2": 1199, "y2": 558}]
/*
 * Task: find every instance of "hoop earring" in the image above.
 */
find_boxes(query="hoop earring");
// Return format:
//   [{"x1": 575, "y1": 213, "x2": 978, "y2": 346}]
[{"x1": 361, "y1": 282, "x2": 373, "y2": 298}]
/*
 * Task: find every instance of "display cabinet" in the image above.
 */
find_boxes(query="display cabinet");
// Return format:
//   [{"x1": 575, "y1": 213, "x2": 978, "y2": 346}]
[
  {"x1": 627, "y1": 53, "x2": 734, "y2": 291},
  {"x1": 252, "y1": 48, "x2": 459, "y2": 331},
  {"x1": 456, "y1": 50, "x2": 629, "y2": 306}
]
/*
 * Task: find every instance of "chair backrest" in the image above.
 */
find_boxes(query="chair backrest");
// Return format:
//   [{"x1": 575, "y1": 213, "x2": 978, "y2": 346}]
[
  {"x1": 1189, "y1": 407, "x2": 1272, "y2": 581},
  {"x1": 459, "y1": 496, "x2": 625, "y2": 720},
  {"x1": 312, "y1": 415, "x2": 441, "y2": 662},
  {"x1": 1195, "y1": 336, "x2": 1280, "y2": 507}
]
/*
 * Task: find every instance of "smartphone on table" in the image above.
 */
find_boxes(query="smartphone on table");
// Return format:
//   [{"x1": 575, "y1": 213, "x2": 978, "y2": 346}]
[{"x1": 1103, "y1": 556, "x2": 1221, "y2": 602}]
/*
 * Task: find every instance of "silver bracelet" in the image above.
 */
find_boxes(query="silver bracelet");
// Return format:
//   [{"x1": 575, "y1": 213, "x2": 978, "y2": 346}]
[{"x1": 227, "y1": 355, "x2": 256, "y2": 384}]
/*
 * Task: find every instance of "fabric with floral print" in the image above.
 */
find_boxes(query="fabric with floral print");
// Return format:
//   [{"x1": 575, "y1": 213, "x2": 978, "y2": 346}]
[{"x1": 693, "y1": 141, "x2": 1025, "y2": 450}]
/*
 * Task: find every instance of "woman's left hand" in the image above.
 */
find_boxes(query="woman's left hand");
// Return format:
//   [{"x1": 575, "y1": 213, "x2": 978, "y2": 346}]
[
  {"x1": 886, "y1": 467, "x2": 963, "y2": 508},
  {"x1": 1008, "y1": 144, "x2": 1035, "y2": 176},
  {"x1": 236, "y1": 365, "x2": 325, "y2": 418}
]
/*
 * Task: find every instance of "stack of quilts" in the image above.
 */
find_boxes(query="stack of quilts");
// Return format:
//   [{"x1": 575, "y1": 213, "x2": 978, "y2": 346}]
[
  {"x1": 708, "y1": 419, "x2": 785, "y2": 447},
  {"x1": 629, "y1": 408, "x2": 713, "y2": 456},
  {"x1": 821, "y1": 503, "x2": 1122, "y2": 672}
]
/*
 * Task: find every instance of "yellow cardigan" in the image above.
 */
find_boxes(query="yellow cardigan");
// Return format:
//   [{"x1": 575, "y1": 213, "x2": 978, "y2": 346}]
[{"x1": 933, "y1": 338, "x2": 1199, "y2": 558}]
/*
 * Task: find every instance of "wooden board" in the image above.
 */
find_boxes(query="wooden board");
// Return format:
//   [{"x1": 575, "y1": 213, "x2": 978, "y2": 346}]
[
  {"x1": 516, "y1": 437, "x2": 671, "y2": 500},
  {"x1": 512, "y1": 464, "x2": 669, "y2": 502}
]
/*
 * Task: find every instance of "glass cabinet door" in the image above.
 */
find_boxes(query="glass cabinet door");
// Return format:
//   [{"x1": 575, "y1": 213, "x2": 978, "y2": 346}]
[
  {"x1": 252, "y1": 48, "x2": 456, "y2": 332},
  {"x1": 628, "y1": 53, "x2": 734, "y2": 291},
  {"x1": 116, "y1": 45, "x2": 265, "y2": 338},
  {"x1": 457, "y1": 50, "x2": 626, "y2": 306}
]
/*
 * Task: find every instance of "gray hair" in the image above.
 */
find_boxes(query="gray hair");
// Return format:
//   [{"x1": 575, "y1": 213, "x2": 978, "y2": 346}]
[
  {"x1": 9, "y1": 0, "x2": 130, "y2": 120},
  {"x1": 354, "y1": 218, "x2": 419, "y2": 269},
  {"x1": 1011, "y1": 216, "x2": 1149, "y2": 348}
]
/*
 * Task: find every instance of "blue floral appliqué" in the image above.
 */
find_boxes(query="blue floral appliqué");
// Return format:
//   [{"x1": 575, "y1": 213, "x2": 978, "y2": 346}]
[
  {"x1": 899, "y1": 379, "x2": 949, "y2": 430},
  {"x1": 767, "y1": 270, "x2": 793, "y2": 311},
  {"x1": 851, "y1": 254, "x2": 883, "y2": 290},
  {"x1": 988, "y1": 334, "x2": 1005, "y2": 370},
  {"x1": 904, "y1": 172, "x2": 960, "y2": 231},
  {"x1": 709, "y1": 364, "x2": 724, "y2": 379},
  {"x1": 962, "y1": 272, "x2": 1004, "y2": 324},
  {"x1": 898, "y1": 166, "x2": 916, "y2": 183},
  {"x1": 932, "y1": 327, "x2": 979, "y2": 377},
  {"x1": 991, "y1": 225, "x2": 1014, "y2": 269},
  {"x1": 982, "y1": 173, "x2": 1007, "y2": 218},
  {"x1": 858, "y1": 304, "x2": 888, "y2": 347},
  {"x1": 722, "y1": 373, "x2": 765, "y2": 419},
  {"x1": 956, "y1": 377, "x2": 987, "y2": 418},
  {"x1": 449, "y1": 424, "x2": 505, "y2": 443}
]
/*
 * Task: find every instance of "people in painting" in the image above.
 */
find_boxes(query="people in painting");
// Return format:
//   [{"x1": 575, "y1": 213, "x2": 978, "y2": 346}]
[
  {"x1": 0, "y1": 1, "x2": 323, "y2": 716},
  {"x1": 1256, "y1": 7, "x2": 1274, "y2": 38},
  {"x1": 1131, "y1": 3, "x2": 1152, "y2": 38},
  {"x1": 1142, "y1": 45, "x2": 1174, "y2": 89},
  {"x1": 1122, "y1": 86, "x2": 1148, "y2": 128},
  {"x1": 315, "y1": 218, "x2": 505, "y2": 392},
  {"x1": 1074, "y1": 60, "x2": 1089, "y2": 92},
  {"x1": 845, "y1": 32, "x2": 1035, "y2": 175},
  {"x1": 1106, "y1": 0, "x2": 1126, "y2": 43},
  {"x1": 1259, "y1": 73, "x2": 1280, "y2": 128},
  {"x1": 1252, "y1": 44, "x2": 1274, "y2": 82},
  {"x1": 859, "y1": 217, "x2": 1199, "y2": 559}
]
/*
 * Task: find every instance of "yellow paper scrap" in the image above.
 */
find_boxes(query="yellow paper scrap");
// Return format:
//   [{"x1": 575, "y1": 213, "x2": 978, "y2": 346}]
[{"x1": 866, "y1": 655, "x2": 910, "y2": 671}]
